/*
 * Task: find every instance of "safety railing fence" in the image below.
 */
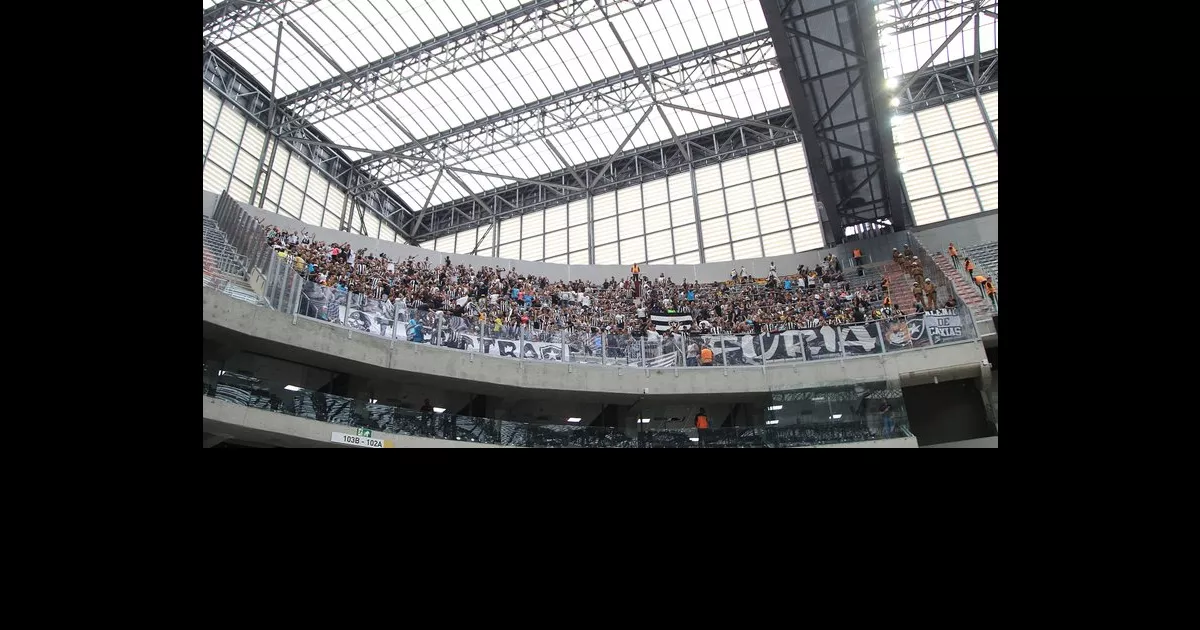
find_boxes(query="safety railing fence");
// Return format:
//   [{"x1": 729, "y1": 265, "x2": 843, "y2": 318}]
[
  {"x1": 211, "y1": 190, "x2": 307, "y2": 312},
  {"x1": 289, "y1": 278, "x2": 972, "y2": 367},
  {"x1": 202, "y1": 370, "x2": 907, "y2": 448},
  {"x1": 209, "y1": 197, "x2": 978, "y2": 368},
  {"x1": 909, "y1": 233, "x2": 982, "y2": 335}
]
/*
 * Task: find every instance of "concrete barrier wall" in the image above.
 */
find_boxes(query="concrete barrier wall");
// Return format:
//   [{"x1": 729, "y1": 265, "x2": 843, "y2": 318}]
[
  {"x1": 203, "y1": 190, "x2": 220, "y2": 218},
  {"x1": 924, "y1": 436, "x2": 997, "y2": 448},
  {"x1": 913, "y1": 212, "x2": 998, "y2": 249},
  {"x1": 794, "y1": 435, "x2": 919, "y2": 448},
  {"x1": 204, "y1": 287, "x2": 988, "y2": 397}
]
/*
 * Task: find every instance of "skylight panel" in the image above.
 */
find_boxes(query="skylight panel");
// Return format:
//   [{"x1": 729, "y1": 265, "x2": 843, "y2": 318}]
[
  {"x1": 692, "y1": 10, "x2": 723, "y2": 48},
  {"x1": 403, "y1": 2, "x2": 438, "y2": 42}
]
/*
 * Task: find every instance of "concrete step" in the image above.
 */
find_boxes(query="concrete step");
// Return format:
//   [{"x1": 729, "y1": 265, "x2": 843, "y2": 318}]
[{"x1": 931, "y1": 253, "x2": 993, "y2": 316}]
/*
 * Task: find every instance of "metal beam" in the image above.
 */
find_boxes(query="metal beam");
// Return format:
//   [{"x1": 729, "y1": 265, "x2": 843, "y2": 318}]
[
  {"x1": 203, "y1": 0, "x2": 314, "y2": 49},
  {"x1": 203, "y1": 46, "x2": 415, "y2": 240},
  {"x1": 276, "y1": 0, "x2": 663, "y2": 129},
  {"x1": 542, "y1": 137, "x2": 588, "y2": 190},
  {"x1": 853, "y1": 0, "x2": 912, "y2": 230},
  {"x1": 659, "y1": 102, "x2": 797, "y2": 136},
  {"x1": 409, "y1": 168, "x2": 444, "y2": 238},
  {"x1": 818, "y1": 135, "x2": 879, "y2": 158},
  {"x1": 278, "y1": 135, "x2": 583, "y2": 193},
  {"x1": 373, "y1": 105, "x2": 492, "y2": 216},
  {"x1": 895, "y1": 13, "x2": 976, "y2": 97},
  {"x1": 409, "y1": 110, "x2": 800, "y2": 242},
  {"x1": 762, "y1": 0, "x2": 844, "y2": 246},
  {"x1": 607, "y1": 22, "x2": 693, "y2": 164},
  {"x1": 353, "y1": 30, "x2": 772, "y2": 169},
  {"x1": 784, "y1": 26, "x2": 866, "y2": 61},
  {"x1": 811, "y1": 73, "x2": 863, "y2": 129},
  {"x1": 591, "y1": 106, "x2": 654, "y2": 190}
]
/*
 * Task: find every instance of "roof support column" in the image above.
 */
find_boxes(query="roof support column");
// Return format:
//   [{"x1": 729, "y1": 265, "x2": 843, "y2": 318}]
[
  {"x1": 851, "y1": 0, "x2": 913, "y2": 231},
  {"x1": 759, "y1": 0, "x2": 843, "y2": 246},
  {"x1": 688, "y1": 164, "x2": 706, "y2": 263}
]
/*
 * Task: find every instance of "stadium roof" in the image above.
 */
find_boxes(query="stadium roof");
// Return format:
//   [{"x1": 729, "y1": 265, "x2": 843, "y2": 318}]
[
  {"x1": 203, "y1": 0, "x2": 997, "y2": 244},
  {"x1": 203, "y1": 0, "x2": 790, "y2": 209}
]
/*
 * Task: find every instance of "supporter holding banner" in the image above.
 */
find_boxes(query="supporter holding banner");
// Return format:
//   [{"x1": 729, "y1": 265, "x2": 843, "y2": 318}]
[
  {"x1": 650, "y1": 313, "x2": 694, "y2": 332},
  {"x1": 345, "y1": 294, "x2": 397, "y2": 339}
]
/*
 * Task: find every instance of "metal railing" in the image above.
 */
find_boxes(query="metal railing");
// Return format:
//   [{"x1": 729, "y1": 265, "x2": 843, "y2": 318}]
[{"x1": 203, "y1": 370, "x2": 910, "y2": 448}]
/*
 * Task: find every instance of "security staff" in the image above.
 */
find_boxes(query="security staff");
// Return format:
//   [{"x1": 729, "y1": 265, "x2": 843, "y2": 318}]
[{"x1": 695, "y1": 407, "x2": 710, "y2": 447}]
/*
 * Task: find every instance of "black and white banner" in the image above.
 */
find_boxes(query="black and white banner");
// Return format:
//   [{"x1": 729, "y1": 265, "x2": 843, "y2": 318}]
[
  {"x1": 649, "y1": 313, "x2": 694, "y2": 332},
  {"x1": 432, "y1": 332, "x2": 570, "y2": 362},
  {"x1": 300, "y1": 280, "x2": 347, "y2": 325},
  {"x1": 880, "y1": 309, "x2": 966, "y2": 350},
  {"x1": 345, "y1": 295, "x2": 399, "y2": 339},
  {"x1": 921, "y1": 308, "x2": 965, "y2": 344}
]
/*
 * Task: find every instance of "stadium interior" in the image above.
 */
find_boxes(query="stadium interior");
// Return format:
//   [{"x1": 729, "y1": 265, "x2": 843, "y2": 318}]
[{"x1": 202, "y1": 0, "x2": 998, "y2": 448}]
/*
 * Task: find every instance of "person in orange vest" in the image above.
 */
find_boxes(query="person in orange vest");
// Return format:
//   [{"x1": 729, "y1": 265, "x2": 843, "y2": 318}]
[
  {"x1": 852, "y1": 247, "x2": 863, "y2": 266},
  {"x1": 699, "y1": 345, "x2": 715, "y2": 366},
  {"x1": 948, "y1": 243, "x2": 959, "y2": 269},
  {"x1": 883, "y1": 294, "x2": 892, "y2": 309},
  {"x1": 695, "y1": 407, "x2": 710, "y2": 447},
  {"x1": 973, "y1": 273, "x2": 987, "y2": 297},
  {"x1": 630, "y1": 263, "x2": 640, "y2": 277},
  {"x1": 984, "y1": 276, "x2": 997, "y2": 308},
  {"x1": 964, "y1": 256, "x2": 975, "y2": 278}
]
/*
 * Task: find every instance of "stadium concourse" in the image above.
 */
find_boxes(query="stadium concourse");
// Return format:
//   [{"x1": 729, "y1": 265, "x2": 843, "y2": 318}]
[{"x1": 203, "y1": 0, "x2": 999, "y2": 448}]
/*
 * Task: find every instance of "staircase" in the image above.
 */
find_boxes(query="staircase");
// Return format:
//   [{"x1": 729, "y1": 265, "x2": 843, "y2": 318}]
[
  {"x1": 931, "y1": 252, "x2": 990, "y2": 318},
  {"x1": 203, "y1": 216, "x2": 268, "y2": 306},
  {"x1": 883, "y1": 261, "x2": 918, "y2": 312}
]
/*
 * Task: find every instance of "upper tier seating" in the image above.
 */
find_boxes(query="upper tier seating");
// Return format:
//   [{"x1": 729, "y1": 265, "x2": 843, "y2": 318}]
[
  {"x1": 257, "y1": 221, "x2": 914, "y2": 337},
  {"x1": 961, "y1": 241, "x2": 999, "y2": 285}
]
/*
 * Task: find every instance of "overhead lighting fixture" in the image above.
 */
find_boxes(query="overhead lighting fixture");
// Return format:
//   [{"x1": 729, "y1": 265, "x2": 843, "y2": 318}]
[
  {"x1": 885, "y1": 77, "x2": 898, "y2": 89},
  {"x1": 284, "y1": 385, "x2": 302, "y2": 391},
  {"x1": 217, "y1": 370, "x2": 226, "y2": 376},
  {"x1": 889, "y1": 97, "x2": 900, "y2": 107},
  {"x1": 689, "y1": 437, "x2": 700, "y2": 442},
  {"x1": 369, "y1": 398, "x2": 377, "y2": 404},
  {"x1": 433, "y1": 407, "x2": 446, "y2": 413},
  {"x1": 567, "y1": 417, "x2": 582, "y2": 423},
  {"x1": 890, "y1": 115, "x2": 902, "y2": 127},
  {"x1": 831, "y1": 414, "x2": 843, "y2": 419},
  {"x1": 813, "y1": 397, "x2": 825, "y2": 401},
  {"x1": 766, "y1": 419, "x2": 779, "y2": 425},
  {"x1": 637, "y1": 418, "x2": 651, "y2": 424},
  {"x1": 767, "y1": 405, "x2": 783, "y2": 411}
]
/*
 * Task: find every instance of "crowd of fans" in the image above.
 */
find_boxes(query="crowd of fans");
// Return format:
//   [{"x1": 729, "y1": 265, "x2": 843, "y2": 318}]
[{"x1": 263, "y1": 224, "x2": 961, "y2": 341}]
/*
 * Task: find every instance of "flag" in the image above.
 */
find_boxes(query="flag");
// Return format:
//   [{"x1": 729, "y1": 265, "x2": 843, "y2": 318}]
[{"x1": 649, "y1": 313, "x2": 694, "y2": 332}]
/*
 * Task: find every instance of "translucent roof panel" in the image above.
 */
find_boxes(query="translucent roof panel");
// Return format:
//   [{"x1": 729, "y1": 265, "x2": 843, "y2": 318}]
[
  {"x1": 212, "y1": 1, "x2": 529, "y2": 96},
  {"x1": 875, "y1": 1, "x2": 998, "y2": 80},
  {"x1": 207, "y1": 0, "x2": 787, "y2": 208}
]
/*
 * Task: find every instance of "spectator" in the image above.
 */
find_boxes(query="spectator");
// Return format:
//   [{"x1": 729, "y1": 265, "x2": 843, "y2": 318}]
[{"x1": 879, "y1": 401, "x2": 894, "y2": 436}]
